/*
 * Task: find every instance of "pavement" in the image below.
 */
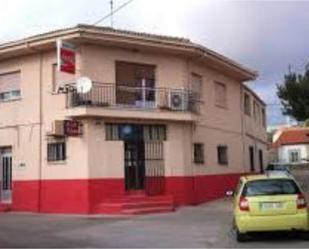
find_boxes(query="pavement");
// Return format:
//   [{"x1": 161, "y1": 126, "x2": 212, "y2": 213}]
[{"x1": 0, "y1": 198, "x2": 309, "y2": 248}]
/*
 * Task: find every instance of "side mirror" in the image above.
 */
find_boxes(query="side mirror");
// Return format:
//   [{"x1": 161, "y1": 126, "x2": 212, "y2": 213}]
[{"x1": 226, "y1": 190, "x2": 234, "y2": 197}]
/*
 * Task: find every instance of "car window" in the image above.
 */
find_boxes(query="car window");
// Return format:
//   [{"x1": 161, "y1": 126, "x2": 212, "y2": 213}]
[
  {"x1": 242, "y1": 179, "x2": 300, "y2": 197},
  {"x1": 266, "y1": 164, "x2": 274, "y2": 170}
]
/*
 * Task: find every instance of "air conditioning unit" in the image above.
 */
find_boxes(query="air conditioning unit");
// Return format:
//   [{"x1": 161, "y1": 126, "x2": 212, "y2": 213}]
[
  {"x1": 51, "y1": 120, "x2": 65, "y2": 136},
  {"x1": 168, "y1": 90, "x2": 188, "y2": 111}
]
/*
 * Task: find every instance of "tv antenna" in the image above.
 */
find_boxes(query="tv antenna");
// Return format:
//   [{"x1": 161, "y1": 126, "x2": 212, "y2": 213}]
[
  {"x1": 110, "y1": 0, "x2": 114, "y2": 28},
  {"x1": 92, "y1": 0, "x2": 134, "y2": 26}
]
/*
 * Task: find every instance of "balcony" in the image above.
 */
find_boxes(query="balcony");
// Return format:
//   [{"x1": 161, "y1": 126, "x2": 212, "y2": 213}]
[{"x1": 65, "y1": 83, "x2": 200, "y2": 122}]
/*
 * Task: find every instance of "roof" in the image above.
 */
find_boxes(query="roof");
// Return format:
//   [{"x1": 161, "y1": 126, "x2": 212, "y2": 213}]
[
  {"x1": 243, "y1": 84, "x2": 266, "y2": 107},
  {"x1": 0, "y1": 24, "x2": 258, "y2": 81},
  {"x1": 241, "y1": 172, "x2": 292, "y2": 182},
  {"x1": 272, "y1": 127, "x2": 309, "y2": 149}
]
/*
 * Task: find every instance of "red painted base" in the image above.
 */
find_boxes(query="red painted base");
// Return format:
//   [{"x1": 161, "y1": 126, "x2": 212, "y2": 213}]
[{"x1": 7, "y1": 173, "x2": 241, "y2": 214}]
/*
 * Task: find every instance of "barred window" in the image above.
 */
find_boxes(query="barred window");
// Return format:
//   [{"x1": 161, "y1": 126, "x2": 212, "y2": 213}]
[
  {"x1": 105, "y1": 124, "x2": 119, "y2": 140},
  {"x1": 143, "y1": 125, "x2": 166, "y2": 141},
  {"x1": 217, "y1": 145, "x2": 228, "y2": 165},
  {"x1": 47, "y1": 140, "x2": 66, "y2": 162},
  {"x1": 106, "y1": 124, "x2": 166, "y2": 141},
  {"x1": 194, "y1": 143, "x2": 204, "y2": 164}
]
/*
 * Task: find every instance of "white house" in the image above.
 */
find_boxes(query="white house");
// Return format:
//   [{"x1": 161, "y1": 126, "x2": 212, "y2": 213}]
[{"x1": 272, "y1": 127, "x2": 309, "y2": 164}]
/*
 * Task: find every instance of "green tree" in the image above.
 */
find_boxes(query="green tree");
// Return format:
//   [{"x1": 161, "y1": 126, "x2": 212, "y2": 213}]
[{"x1": 277, "y1": 64, "x2": 309, "y2": 121}]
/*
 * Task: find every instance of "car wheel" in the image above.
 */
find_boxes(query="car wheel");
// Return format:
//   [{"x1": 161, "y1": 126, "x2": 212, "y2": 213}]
[
  {"x1": 236, "y1": 229, "x2": 249, "y2": 242},
  {"x1": 301, "y1": 231, "x2": 309, "y2": 241}
]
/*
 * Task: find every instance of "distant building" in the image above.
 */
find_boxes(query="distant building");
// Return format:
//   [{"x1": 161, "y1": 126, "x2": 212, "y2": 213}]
[{"x1": 271, "y1": 127, "x2": 309, "y2": 164}]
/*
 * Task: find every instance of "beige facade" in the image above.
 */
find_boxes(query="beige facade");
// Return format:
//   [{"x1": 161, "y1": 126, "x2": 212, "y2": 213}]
[{"x1": 0, "y1": 25, "x2": 267, "y2": 213}]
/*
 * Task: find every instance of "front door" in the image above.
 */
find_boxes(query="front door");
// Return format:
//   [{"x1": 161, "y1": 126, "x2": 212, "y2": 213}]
[
  {"x1": 124, "y1": 141, "x2": 145, "y2": 191},
  {"x1": 1, "y1": 149, "x2": 12, "y2": 203}
]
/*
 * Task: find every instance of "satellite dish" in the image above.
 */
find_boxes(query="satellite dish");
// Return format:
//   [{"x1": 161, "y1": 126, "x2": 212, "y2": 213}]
[{"x1": 76, "y1": 77, "x2": 93, "y2": 93}]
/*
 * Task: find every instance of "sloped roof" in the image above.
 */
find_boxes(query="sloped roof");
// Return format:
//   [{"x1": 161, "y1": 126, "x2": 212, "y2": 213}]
[
  {"x1": 0, "y1": 24, "x2": 257, "y2": 81},
  {"x1": 272, "y1": 127, "x2": 309, "y2": 148}
]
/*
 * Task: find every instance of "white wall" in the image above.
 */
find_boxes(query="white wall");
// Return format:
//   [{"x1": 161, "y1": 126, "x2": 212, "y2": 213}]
[{"x1": 278, "y1": 144, "x2": 309, "y2": 164}]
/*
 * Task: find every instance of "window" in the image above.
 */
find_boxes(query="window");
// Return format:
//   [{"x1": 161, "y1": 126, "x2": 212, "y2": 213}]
[
  {"x1": 244, "y1": 93, "x2": 251, "y2": 116},
  {"x1": 217, "y1": 145, "x2": 228, "y2": 165},
  {"x1": 193, "y1": 143, "x2": 204, "y2": 164},
  {"x1": 47, "y1": 140, "x2": 66, "y2": 162},
  {"x1": 242, "y1": 179, "x2": 300, "y2": 197},
  {"x1": 214, "y1": 82, "x2": 227, "y2": 108},
  {"x1": 106, "y1": 124, "x2": 166, "y2": 141},
  {"x1": 288, "y1": 149, "x2": 300, "y2": 163},
  {"x1": 253, "y1": 101, "x2": 259, "y2": 121},
  {"x1": 261, "y1": 108, "x2": 266, "y2": 127},
  {"x1": 0, "y1": 71, "x2": 21, "y2": 102},
  {"x1": 190, "y1": 73, "x2": 202, "y2": 99},
  {"x1": 249, "y1": 146, "x2": 255, "y2": 172},
  {"x1": 115, "y1": 62, "x2": 156, "y2": 105},
  {"x1": 143, "y1": 125, "x2": 166, "y2": 141}
]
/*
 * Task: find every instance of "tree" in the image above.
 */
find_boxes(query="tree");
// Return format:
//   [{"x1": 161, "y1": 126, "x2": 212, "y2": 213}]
[{"x1": 277, "y1": 64, "x2": 309, "y2": 121}]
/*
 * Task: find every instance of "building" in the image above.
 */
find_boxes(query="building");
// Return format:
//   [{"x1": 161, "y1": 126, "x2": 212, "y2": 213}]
[
  {"x1": 0, "y1": 25, "x2": 267, "y2": 214},
  {"x1": 271, "y1": 127, "x2": 309, "y2": 164}
]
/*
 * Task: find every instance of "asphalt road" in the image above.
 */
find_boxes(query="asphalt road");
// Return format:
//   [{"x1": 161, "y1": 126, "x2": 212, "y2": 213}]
[{"x1": 0, "y1": 198, "x2": 308, "y2": 248}]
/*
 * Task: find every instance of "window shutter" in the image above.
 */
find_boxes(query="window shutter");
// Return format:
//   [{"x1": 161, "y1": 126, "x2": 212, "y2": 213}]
[{"x1": 0, "y1": 71, "x2": 21, "y2": 93}]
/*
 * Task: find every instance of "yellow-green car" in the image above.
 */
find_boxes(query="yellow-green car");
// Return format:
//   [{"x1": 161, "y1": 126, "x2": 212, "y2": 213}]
[{"x1": 230, "y1": 172, "x2": 309, "y2": 241}]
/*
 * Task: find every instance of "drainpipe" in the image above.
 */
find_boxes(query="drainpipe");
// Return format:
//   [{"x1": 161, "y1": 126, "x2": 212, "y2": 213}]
[
  {"x1": 240, "y1": 84, "x2": 246, "y2": 175},
  {"x1": 38, "y1": 52, "x2": 43, "y2": 212},
  {"x1": 25, "y1": 42, "x2": 43, "y2": 212}
]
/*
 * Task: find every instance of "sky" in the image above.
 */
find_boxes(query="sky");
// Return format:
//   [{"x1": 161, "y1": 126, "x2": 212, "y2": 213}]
[{"x1": 1, "y1": 0, "x2": 309, "y2": 126}]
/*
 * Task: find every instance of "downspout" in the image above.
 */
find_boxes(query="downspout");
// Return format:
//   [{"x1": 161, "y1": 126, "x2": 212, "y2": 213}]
[
  {"x1": 240, "y1": 84, "x2": 246, "y2": 175},
  {"x1": 38, "y1": 52, "x2": 43, "y2": 212},
  {"x1": 26, "y1": 42, "x2": 43, "y2": 212}
]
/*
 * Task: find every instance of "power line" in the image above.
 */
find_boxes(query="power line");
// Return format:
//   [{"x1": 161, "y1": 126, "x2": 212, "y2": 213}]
[{"x1": 92, "y1": 0, "x2": 134, "y2": 26}]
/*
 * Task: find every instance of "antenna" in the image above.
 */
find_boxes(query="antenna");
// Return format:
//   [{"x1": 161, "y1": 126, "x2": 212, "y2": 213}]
[{"x1": 110, "y1": 0, "x2": 114, "y2": 28}]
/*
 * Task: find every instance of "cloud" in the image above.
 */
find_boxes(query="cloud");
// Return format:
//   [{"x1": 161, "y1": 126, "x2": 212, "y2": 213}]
[{"x1": 1, "y1": 0, "x2": 309, "y2": 126}]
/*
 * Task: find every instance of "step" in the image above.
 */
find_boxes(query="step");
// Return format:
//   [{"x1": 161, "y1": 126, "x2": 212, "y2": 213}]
[
  {"x1": 93, "y1": 195, "x2": 175, "y2": 215},
  {"x1": 122, "y1": 205, "x2": 175, "y2": 215},
  {"x1": 100, "y1": 200, "x2": 173, "y2": 210},
  {"x1": 106, "y1": 195, "x2": 174, "y2": 203}
]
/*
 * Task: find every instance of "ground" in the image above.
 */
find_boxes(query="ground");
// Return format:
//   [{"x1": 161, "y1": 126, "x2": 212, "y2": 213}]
[{"x1": 0, "y1": 199, "x2": 308, "y2": 248}]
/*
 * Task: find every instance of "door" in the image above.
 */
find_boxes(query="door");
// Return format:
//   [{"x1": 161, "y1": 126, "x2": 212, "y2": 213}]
[
  {"x1": 249, "y1": 146, "x2": 255, "y2": 172},
  {"x1": 124, "y1": 141, "x2": 145, "y2": 191},
  {"x1": 1, "y1": 150, "x2": 12, "y2": 203},
  {"x1": 259, "y1": 149, "x2": 264, "y2": 173}
]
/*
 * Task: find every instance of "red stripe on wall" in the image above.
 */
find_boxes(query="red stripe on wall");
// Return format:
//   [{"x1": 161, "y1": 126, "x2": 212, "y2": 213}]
[{"x1": 10, "y1": 173, "x2": 241, "y2": 214}]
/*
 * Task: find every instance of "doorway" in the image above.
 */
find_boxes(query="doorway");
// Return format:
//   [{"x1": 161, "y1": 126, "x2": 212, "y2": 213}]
[
  {"x1": 0, "y1": 148, "x2": 12, "y2": 204},
  {"x1": 124, "y1": 140, "x2": 145, "y2": 191}
]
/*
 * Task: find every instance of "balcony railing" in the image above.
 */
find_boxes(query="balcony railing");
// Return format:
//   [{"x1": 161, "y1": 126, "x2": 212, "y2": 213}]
[{"x1": 66, "y1": 82, "x2": 200, "y2": 113}]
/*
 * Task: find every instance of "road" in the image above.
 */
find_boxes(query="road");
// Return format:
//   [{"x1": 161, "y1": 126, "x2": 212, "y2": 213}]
[{"x1": 0, "y1": 198, "x2": 308, "y2": 248}]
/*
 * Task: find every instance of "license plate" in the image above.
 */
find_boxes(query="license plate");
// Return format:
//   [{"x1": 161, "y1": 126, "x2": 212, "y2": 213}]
[{"x1": 260, "y1": 202, "x2": 283, "y2": 210}]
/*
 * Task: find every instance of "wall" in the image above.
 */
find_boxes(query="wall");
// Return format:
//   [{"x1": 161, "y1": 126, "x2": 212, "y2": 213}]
[{"x1": 278, "y1": 144, "x2": 309, "y2": 164}]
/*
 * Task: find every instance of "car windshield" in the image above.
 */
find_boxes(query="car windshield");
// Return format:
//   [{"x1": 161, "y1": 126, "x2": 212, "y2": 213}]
[{"x1": 243, "y1": 179, "x2": 300, "y2": 197}]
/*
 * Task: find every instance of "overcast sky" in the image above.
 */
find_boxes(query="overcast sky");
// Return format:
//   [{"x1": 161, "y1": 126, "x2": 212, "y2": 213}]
[{"x1": 2, "y1": 0, "x2": 309, "y2": 126}]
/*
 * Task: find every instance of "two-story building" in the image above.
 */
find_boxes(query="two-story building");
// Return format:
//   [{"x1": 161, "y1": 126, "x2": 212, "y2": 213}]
[{"x1": 0, "y1": 25, "x2": 267, "y2": 214}]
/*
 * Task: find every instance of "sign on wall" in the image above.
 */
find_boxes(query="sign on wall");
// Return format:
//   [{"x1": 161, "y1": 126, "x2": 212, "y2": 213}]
[
  {"x1": 57, "y1": 39, "x2": 76, "y2": 74},
  {"x1": 64, "y1": 120, "x2": 82, "y2": 136}
]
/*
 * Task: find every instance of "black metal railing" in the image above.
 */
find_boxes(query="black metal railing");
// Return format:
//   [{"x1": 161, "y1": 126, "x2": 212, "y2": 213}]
[{"x1": 67, "y1": 82, "x2": 200, "y2": 113}]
